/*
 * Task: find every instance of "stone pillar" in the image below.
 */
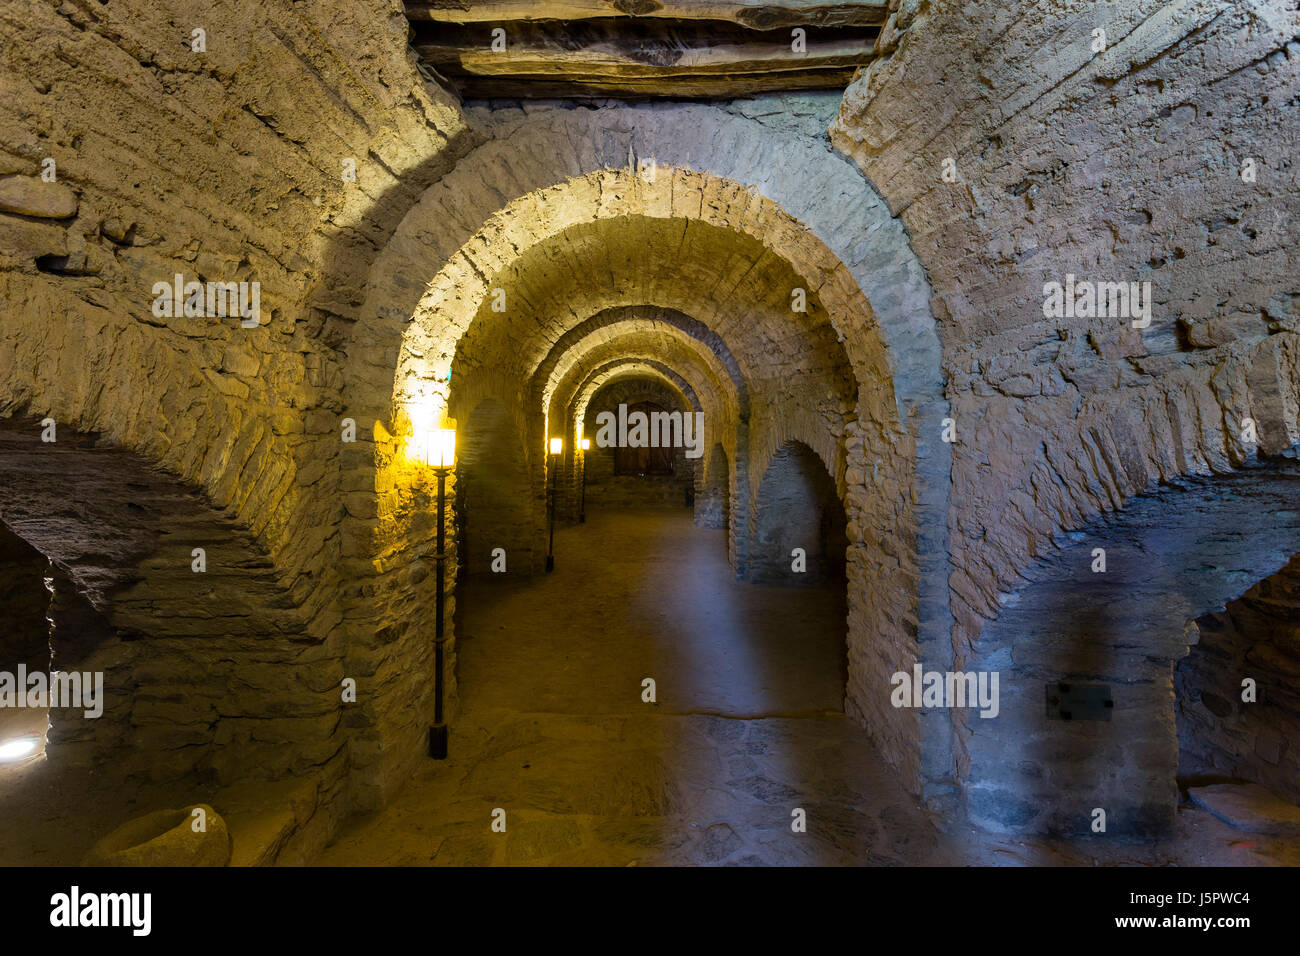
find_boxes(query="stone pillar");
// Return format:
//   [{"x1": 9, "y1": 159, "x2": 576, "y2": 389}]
[{"x1": 43, "y1": 568, "x2": 133, "y2": 769}]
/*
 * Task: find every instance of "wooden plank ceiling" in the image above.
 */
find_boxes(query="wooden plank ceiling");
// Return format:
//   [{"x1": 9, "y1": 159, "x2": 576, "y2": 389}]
[{"x1": 405, "y1": 1, "x2": 886, "y2": 99}]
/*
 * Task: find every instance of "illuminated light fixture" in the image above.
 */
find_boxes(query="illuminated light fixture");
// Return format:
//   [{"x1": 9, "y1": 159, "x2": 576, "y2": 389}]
[
  {"x1": 580, "y1": 438, "x2": 590, "y2": 451},
  {"x1": 0, "y1": 735, "x2": 41, "y2": 763},
  {"x1": 549, "y1": 437, "x2": 563, "y2": 455},
  {"x1": 422, "y1": 427, "x2": 456, "y2": 469}
]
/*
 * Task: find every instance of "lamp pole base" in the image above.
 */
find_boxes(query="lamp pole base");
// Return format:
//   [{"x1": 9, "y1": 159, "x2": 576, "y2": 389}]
[{"x1": 428, "y1": 723, "x2": 448, "y2": 759}]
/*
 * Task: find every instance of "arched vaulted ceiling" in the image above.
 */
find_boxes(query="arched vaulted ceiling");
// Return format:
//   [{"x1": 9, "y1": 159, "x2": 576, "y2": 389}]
[
  {"x1": 545, "y1": 329, "x2": 735, "y2": 434},
  {"x1": 533, "y1": 306, "x2": 749, "y2": 418},
  {"x1": 578, "y1": 365, "x2": 698, "y2": 425},
  {"x1": 447, "y1": 214, "x2": 856, "y2": 427}
]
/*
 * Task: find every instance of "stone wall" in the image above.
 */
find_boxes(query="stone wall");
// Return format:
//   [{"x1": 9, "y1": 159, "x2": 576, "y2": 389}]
[
  {"x1": 696, "y1": 443, "x2": 731, "y2": 532},
  {"x1": 455, "y1": 398, "x2": 537, "y2": 577},
  {"x1": 831, "y1": 0, "x2": 1300, "y2": 821},
  {"x1": 355, "y1": 100, "x2": 941, "y2": 799},
  {"x1": 582, "y1": 378, "x2": 695, "y2": 512},
  {"x1": 1176, "y1": 553, "x2": 1300, "y2": 804},
  {"x1": 969, "y1": 464, "x2": 1300, "y2": 835},
  {"x1": 7, "y1": 0, "x2": 1293, "y2": 852},
  {"x1": 0, "y1": 0, "x2": 474, "y2": 839}
]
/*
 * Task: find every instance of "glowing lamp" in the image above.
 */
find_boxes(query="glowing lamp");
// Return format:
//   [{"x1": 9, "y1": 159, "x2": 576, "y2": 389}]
[
  {"x1": 580, "y1": 438, "x2": 590, "y2": 451},
  {"x1": 420, "y1": 428, "x2": 456, "y2": 468},
  {"x1": 549, "y1": 437, "x2": 562, "y2": 455},
  {"x1": 0, "y1": 735, "x2": 41, "y2": 763}
]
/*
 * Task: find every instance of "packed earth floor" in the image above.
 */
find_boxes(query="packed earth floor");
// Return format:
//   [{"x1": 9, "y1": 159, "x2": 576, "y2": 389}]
[{"x1": 314, "y1": 506, "x2": 1300, "y2": 867}]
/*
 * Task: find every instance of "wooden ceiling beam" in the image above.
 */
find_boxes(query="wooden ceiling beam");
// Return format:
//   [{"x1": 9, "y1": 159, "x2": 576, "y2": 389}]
[
  {"x1": 433, "y1": 68, "x2": 862, "y2": 100},
  {"x1": 404, "y1": 1, "x2": 890, "y2": 30}
]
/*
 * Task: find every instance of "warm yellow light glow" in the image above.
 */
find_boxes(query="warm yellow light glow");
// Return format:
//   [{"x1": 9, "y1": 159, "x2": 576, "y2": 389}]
[
  {"x1": 580, "y1": 438, "x2": 591, "y2": 451},
  {"x1": 0, "y1": 735, "x2": 41, "y2": 763},
  {"x1": 549, "y1": 437, "x2": 563, "y2": 455},
  {"x1": 420, "y1": 428, "x2": 456, "y2": 468}
]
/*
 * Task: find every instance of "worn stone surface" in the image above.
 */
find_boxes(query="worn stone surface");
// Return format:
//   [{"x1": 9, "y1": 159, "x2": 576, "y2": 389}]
[
  {"x1": 580, "y1": 378, "x2": 695, "y2": 513},
  {"x1": 0, "y1": 0, "x2": 1296, "y2": 863},
  {"x1": 832, "y1": 0, "x2": 1300, "y2": 818},
  {"x1": 0, "y1": 0, "x2": 475, "y2": 853},
  {"x1": 351, "y1": 98, "x2": 943, "y2": 807},
  {"x1": 315, "y1": 509, "x2": 1300, "y2": 866},
  {"x1": 1189, "y1": 783, "x2": 1300, "y2": 836},
  {"x1": 82, "y1": 804, "x2": 230, "y2": 867},
  {"x1": 0, "y1": 176, "x2": 78, "y2": 219},
  {"x1": 969, "y1": 464, "x2": 1300, "y2": 835},
  {"x1": 1177, "y1": 554, "x2": 1300, "y2": 803}
]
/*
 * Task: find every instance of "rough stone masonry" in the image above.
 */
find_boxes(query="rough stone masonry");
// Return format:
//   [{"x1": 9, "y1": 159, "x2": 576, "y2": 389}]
[{"x1": 0, "y1": 0, "x2": 1296, "y2": 863}]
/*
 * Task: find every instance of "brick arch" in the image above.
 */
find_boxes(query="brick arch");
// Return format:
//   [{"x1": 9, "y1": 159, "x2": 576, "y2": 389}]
[
  {"x1": 350, "y1": 103, "x2": 939, "y2": 428},
  {"x1": 573, "y1": 361, "x2": 700, "y2": 421},
  {"x1": 967, "y1": 462, "x2": 1300, "y2": 837},
  {"x1": 554, "y1": 360, "x2": 704, "y2": 525},
  {"x1": 542, "y1": 324, "x2": 734, "y2": 501},
  {"x1": 552, "y1": 340, "x2": 728, "y2": 441},
  {"x1": 0, "y1": 412, "x2": 342, "y2": 792},
  {"x1": 750, "y1": 438, "x2": 848, "y2": 588},
  {"x1": 698, "y1": 444, "x2": 732, "y2": 557},
  {"x1": 353, "y1": 108, "x2": 948, "y2": 797},
  {"x1": 535, "y1": 305, "x2": 750, "y2": 420},
  {"x1": 580, "y1": 375, "x2": 698, "y2": 513}
]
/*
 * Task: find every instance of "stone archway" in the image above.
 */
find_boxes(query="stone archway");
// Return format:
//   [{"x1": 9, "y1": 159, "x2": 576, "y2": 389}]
[
  {"x1": 967, "y1": 463, "x2": 1300, "y2": 836},
  {"x1": 365, "y1": 178, "x2": 925, "y2": 784},
  {"x1": 750, "y1": 440, "x2": 848, "y2": 588},
  {"x1": 1175, "y1": 552, "x2": 1300, "y2": 809}
]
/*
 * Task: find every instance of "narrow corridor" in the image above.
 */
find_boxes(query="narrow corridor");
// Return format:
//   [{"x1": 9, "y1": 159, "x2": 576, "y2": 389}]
[{"x1": 318, "y1": 506, "x2": 952, "y2": 865}]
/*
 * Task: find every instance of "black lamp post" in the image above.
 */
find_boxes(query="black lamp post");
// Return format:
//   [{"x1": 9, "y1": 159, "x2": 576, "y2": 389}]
[
  {"x1": 546, "y1": 437, "x2": 561, "y2": 572},
  {"x1": 579, "y1": 437, "x2": 590, "y2": 523},
  {"x1": 425, "y1": 427, "x2": 455, "y2": 759}
]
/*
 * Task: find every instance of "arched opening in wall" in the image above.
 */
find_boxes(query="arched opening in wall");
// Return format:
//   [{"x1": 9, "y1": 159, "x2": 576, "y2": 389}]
[
  {"x1": 0, "y1": 524, "x2": 52, "y2": 763},
  {"x1": 743, "y1": 439, "x2": 850, "y2": 707},
  {"x1": 454, "y1": 399, "x2": 538, "y2": 580},
  {"x1": 371, "y1": 159, "x2": 932, "y2": 863},
  {"x1": 750, "y1": 441, "x2": 849, "y2": 588},
  {"x1": 696, "y1": 443, "x2": 730, "y2": 537},
  {"x1": 0, "y1": 413, "x2": 344, "y2": 865},
  {"x1": 966, "y1": 463, "x2": 1300, "y2": 839},
  {"x1": 1174, "y1": 552, "x2": 1300, "y2": 827}
]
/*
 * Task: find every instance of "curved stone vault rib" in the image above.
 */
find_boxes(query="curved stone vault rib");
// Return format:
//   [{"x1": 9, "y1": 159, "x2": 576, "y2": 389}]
[
  {"x1": 534, "y1": 305, "x2": 750, "y2": 420},
  {"x1": 572, "y1": 361, "x2": 701, "y2": 422},
  {"x1": 549, "y1": 337, "x2": 728, "y2": 435}
]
